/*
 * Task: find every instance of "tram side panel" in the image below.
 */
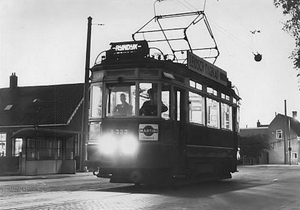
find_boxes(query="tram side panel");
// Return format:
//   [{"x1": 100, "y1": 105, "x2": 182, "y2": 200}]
[{"x1": 185, "y1": 124, "x2": 236, "y2": 178}]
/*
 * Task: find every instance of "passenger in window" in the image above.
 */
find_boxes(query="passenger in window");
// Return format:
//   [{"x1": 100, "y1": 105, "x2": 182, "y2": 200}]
[
  {"x1": 113, "y1": 93, "x2": 132, "y2": 116},
  {"x1": 139, "y1": 88, "x2": 168, "y2": 116}
]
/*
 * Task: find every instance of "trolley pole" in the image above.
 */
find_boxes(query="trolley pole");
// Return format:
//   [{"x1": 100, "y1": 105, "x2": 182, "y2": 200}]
[{"x1": 80, "y1": 16, "x2": 92, "y2": 171}]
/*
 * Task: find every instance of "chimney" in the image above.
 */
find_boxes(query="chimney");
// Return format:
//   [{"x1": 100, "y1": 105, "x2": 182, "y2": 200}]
[
  {"x1": 292, "y1": 111, "x2": 297, "y2": 119},
  {"x1": 257, "y1": 120, "x2": 261, "y2": 127},
  {"x1": 10, "y1": 73, "x2": 18, "y2": 89}
]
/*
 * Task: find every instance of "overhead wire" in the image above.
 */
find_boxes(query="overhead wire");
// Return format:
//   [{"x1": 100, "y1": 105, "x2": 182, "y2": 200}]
[
  {"x1": 207, "y1": 1, "x2": 260, "y2": 54},
  {"x1": 207, "y1": 18, "x2": 252, "y2": 52},
  {"x1": 178, "y1": 0, "x2": 198, "y2": 11}
]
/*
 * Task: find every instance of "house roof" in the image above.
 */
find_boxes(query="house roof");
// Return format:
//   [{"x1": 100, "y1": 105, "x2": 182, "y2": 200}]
[
  {"x1": 0, "y1": 83, "x2": 84, "y2": 127},
  {"x1": 289, "y1": 116, "x2": 300, "y2": 136},
  {"x1": 270, "y1": 114, "x2": 300, "y2": 136},
  {"x1": 239, "y1": 127, "x2": 269, "y2": 137}
]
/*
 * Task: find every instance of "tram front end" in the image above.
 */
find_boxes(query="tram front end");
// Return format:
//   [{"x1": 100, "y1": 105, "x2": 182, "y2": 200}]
[{"x1": 87, "y1": 118, "x2": 173, "y2": 185}]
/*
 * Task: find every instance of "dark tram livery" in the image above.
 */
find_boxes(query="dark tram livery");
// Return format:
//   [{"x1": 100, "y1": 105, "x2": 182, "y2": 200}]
[{"x1": 86, "y1": 39, "x2": 240, "y2": 185}]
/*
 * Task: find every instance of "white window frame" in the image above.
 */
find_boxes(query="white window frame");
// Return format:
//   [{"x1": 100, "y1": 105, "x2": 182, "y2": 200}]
[
  {"x1": 276, "y1": 129, "x2": 283, "y2": 139},
  {"x1": 189, "y1": 92, "x2": 205, "y2": 125}
]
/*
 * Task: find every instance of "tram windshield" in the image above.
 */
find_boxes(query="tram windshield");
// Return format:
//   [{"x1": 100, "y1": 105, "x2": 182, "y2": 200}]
[
  {"x1": 91, "y1": 82, "x2": 170, "y2": 118},
  {"x1": 139, "y1": 83, "x2": 169, "y2": 118},
  {"x1": 106, "y1": 83, "x2": 136, "y2": 117}
]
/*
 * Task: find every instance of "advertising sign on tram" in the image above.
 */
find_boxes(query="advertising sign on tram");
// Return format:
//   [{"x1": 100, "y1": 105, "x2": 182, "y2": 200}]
[
  {"x1": 139, "y1": 124, "x2": 159, "y2": 141},
  {"x1": 187, "y1": 51, "x2": 228, "y2": 86}
]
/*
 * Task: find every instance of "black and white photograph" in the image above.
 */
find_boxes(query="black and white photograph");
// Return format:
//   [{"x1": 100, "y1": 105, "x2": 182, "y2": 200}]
[{"x1": 0, "y1": 0, "x2": 299, "y2": 209}]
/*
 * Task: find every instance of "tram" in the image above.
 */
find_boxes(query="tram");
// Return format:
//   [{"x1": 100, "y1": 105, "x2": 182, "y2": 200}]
[{"x1": 86, "y1": 38, "x2": 240, "y2": 185}]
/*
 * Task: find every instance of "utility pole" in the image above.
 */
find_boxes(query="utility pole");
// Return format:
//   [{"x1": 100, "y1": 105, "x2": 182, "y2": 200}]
[
  {"x1": 80, "y1": 16, "x2": 92, "y2": 171},
  {"x1": 284, "y1": 100, "x2": 287, "y2": 164},
  {"x1": 288, "y1": 118, "x2": 291, "y2": 165}
]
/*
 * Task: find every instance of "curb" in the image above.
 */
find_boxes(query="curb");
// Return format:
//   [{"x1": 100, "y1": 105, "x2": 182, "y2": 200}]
[{"x1": 0, "y1": 172, "x2": 93, "y2": 182}]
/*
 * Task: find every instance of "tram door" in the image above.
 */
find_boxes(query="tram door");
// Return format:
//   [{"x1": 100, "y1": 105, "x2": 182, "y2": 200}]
[{"x1": 173, "y1": 87, "x2": 187, "y2": 174}]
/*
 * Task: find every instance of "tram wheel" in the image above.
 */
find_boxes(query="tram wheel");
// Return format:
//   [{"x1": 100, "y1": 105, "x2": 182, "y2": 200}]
[{"x1": 130, "y1": 170, "x2": 142, "y2": 185}]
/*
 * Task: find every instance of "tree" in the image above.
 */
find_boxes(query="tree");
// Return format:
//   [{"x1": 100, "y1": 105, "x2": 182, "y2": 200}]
[
  {"x1": 239, "y1": 134, "x2": 271, "y2": 159},
  {"x1": 274, "y1": 0, "x2": 300, "y2": 69}
]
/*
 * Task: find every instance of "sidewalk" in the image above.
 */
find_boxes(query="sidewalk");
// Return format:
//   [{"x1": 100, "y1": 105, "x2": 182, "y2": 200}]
[
  {"x1": 238, "y1": 164, "x2": 300, "y2": 168},
  {"x1": 0, "y1": 172, "x2": 93, "y2": 182}
]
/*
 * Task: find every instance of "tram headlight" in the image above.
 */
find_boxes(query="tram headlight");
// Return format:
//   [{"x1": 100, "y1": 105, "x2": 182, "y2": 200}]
[
  {"x1": 98, "y1": 134, "x2": 117, "y2": 155},
  {"x1": 120, "y1": 135, "x2": 139, "y2": 155}
]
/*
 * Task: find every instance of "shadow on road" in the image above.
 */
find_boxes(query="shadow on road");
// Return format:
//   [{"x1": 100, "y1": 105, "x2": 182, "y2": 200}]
[{"x1": 94, "y1": 178, "x2": 269, "y2": 198}]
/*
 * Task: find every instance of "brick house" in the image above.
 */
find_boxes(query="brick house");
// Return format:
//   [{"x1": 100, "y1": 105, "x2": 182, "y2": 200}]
[{"x1": 0, "y1": 73, "x2": 84, "y2": 175}]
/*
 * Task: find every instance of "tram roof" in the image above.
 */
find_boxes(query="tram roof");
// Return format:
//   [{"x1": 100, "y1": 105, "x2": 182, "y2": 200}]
[
  {"x1": 91, "y1": 40, "x2": 240, "y2": 100},
  {"x1": 93, "y1": 40, "x2": 227, "y2": 78}
]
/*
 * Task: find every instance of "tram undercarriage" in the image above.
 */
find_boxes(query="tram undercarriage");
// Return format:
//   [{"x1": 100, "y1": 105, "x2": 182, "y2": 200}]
[{"x1": 90, "y1": 156, "x2": 235, "y2": 185}]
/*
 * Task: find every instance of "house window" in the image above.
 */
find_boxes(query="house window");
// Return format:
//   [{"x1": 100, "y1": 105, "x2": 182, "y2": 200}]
[
  {"x1": 276, "y1": 130, "x2": 283, "y2": 139},
  {"x1": 0, "y1": 133, "x2": 6, "y2": 156},
  {"x1": 27, "y1": 138, "x2": 62, "y2": 160},
  {"x1": 27, "y1": 138, "x2": 36, "y2": 159},
  {"x1": 66, "y1": 138, "x2": 75, "y2": 160},
  {"x1": 4, "y1": 104, "x2": 13, "y2": 111},
  {"x1": 292, "y1": 152, "x2": 298, "y2": 159},
  {"x1": 14, "y1": 138, "x2": 22, "y2": 156}
]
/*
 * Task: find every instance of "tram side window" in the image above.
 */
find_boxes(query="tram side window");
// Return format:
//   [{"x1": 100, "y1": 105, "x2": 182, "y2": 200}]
[
  {"x1": 90, "y1": 83, "x2": 102, "y2": 118},
  {"x1": 161, "y1": 83, "x2": 171, "y2": 119},
  {"x1": 207, "y1": 98, "x2": 220, "y2": 128},
  {"x1": 176, "y1": 90, "x2": 181, "y2": 121},
  {"x1": 139, "y1": 83, "x2": 168, "y2": 117},
  {"x1": 189, "y1": 92, "x2": 205, "y2": 125},
  {"x1": 221, "y1": 103, "x2": 232, "y2": 130},
  {"x1": 106, "y1": 84, "x2": 136, "y2": 117},
  {"x1": 236, "y1": 106, "x2": 240, "y2": 132},
  {"x1": 89, "y1": 122, "x2": 101, "y2": 142}
]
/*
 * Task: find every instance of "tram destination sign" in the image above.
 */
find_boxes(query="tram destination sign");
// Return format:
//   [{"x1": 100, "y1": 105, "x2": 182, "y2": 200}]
[
  {"x1": 107, "y1": 40, "x2": 149, "y2": 60},
  {"x1": 187, "y1": 51, "x2": 228, "y2": 86}
]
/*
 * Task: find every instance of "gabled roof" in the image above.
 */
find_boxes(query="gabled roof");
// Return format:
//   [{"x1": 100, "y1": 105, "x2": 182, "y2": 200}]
[
  {"x1": 0, "y1": 83, "x2": 84, "y2": 127},
  {"x1": 290, "y1": 116, "x2": 300, "y2": 136},
  {"x1": 270, "y1": 114, "x2": 300, "y2": 136}
]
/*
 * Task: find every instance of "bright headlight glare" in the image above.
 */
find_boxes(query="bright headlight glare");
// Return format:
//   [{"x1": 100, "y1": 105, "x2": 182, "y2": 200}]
[
  {"x1": 120, "y1": 135, "x2": 139, "y2": 155},
  {"x1": 98, "y1": 134, "x2": 117, "y2": 155}
]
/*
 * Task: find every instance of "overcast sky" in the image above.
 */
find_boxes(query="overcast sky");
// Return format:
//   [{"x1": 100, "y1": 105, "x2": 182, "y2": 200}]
[{"x1": 0, "y1": 0, "x2": 299, "y2": 128}]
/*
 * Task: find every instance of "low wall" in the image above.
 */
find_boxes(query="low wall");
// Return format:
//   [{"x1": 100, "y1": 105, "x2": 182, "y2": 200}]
[
  {"x1": 0, "y1": 157, "x2": 20, "y2": 175},
  {"x1": 22, "y1": 159, "x2": 76, "y2": 175}
]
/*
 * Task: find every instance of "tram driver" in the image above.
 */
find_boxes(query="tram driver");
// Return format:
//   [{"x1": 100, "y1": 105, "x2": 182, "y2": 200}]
[
  {"x1": 113, "y1": 93, "x2": 133, "y2": 116},
  {"x1": 139, "y1": 88, "x2": 168, "y2": 116}
]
